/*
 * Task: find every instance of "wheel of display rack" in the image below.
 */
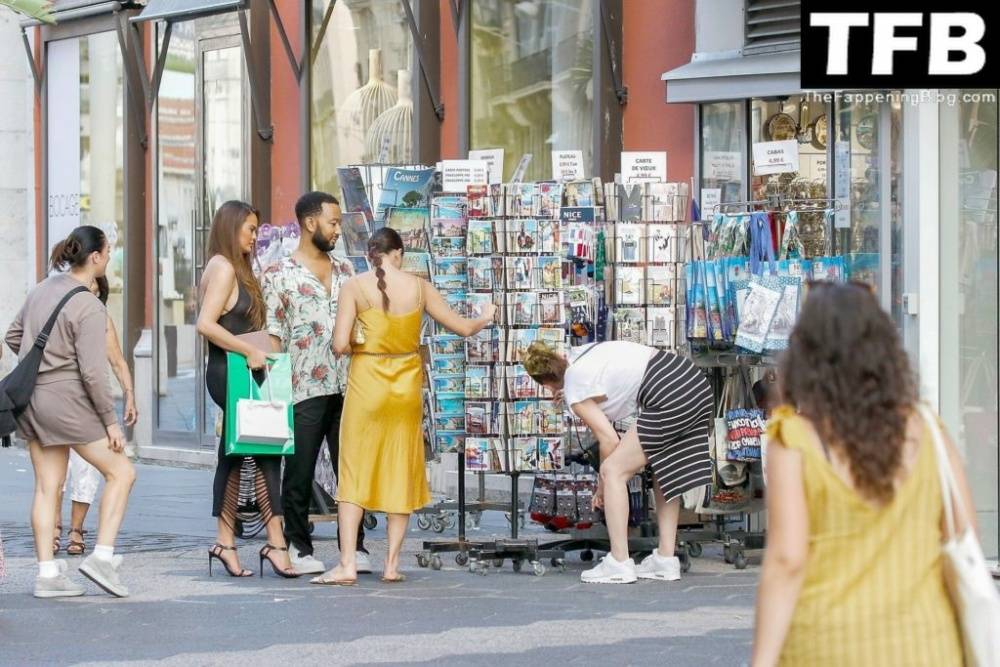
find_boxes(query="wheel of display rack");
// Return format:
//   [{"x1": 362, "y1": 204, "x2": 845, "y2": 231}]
[
  {"x1": 734, "y1": 552, "x2": 748, "y2": 570},
  {"x1": 417, "y1": 516, "x2": 431, "y2": 531},
  {"x1": 430, "y1": 555, "x2": 442, "y2": 571},
  {"x1": 363, "y1": 514, "x2": 377, "y2": 530},
  {"x1": 531, "y1": 561, "x2": 546, "y2": 577},
  {"x1": 416, "y1": 553, "x2": 429, "y2": 568},
  {"x1": 455, "y1": 552, "x2": 469, "y2": 566},
  {"x1": 688, "y1": 542, "x2": 703, "y2": 558},
  {"x1": 512, "y1": 559, "x2": 523, "y2": 573},
  {"x1": 580, "y1": 549, "x2": 594, "y2": 562}
]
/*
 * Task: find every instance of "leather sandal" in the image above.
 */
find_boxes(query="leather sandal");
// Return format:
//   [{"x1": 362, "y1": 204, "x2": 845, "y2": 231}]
[{"x1": 66, "y1": 528, "x2": 86, "y2": 556}]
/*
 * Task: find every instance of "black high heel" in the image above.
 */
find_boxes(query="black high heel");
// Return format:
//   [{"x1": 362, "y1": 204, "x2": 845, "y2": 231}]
[
  {"x1": 208, "y1": 544, "x2": 253, "y2": 577},
  {"x1": 259, "y1": 544, "x2": 301, "y2": 579}
]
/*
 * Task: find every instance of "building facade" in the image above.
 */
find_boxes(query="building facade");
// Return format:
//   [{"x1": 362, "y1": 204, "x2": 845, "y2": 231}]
[
  {"x1": 662, "y1": 0, "x2": 999, "y2": 559},
  {"x1": 16, "y1": 0, "x2": 998, "y2": 558}
]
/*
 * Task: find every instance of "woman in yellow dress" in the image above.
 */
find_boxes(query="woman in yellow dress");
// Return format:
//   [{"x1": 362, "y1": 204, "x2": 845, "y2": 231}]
[
  {"x1": 324, "y1": 228, "x2": 496, "y2": 584},
  {"x1": 751, "y1": 282, "x2": 974, "y2": 666}
]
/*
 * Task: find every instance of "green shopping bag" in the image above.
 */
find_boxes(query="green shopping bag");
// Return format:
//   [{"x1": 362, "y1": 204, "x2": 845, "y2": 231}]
[{"x1": 225, "y1": 352, "x2": 295, "y2": 456}]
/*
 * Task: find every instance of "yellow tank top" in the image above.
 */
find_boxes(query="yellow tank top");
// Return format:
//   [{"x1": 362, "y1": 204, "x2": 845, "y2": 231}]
[{"x1": 767, "y1": 406, "x2": 963, "y2": 667}]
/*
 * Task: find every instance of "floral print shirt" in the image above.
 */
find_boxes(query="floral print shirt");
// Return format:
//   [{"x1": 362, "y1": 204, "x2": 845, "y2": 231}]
[{"x1": 261, "y1": 254, "x2": 354, "y2": 404}]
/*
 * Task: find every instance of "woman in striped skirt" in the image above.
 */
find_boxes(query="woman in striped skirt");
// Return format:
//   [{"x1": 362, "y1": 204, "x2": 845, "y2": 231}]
[{"x1": 523, "y1": 341, "x2": 713, "y2": 584}]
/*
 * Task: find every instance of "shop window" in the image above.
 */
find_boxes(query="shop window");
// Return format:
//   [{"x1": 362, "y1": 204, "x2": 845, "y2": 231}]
[
  {"x1": 310, "y1": 0, "x2": 414, "y2": 197},
  {"x1": 46, "y1": 31, "x2": 125, "y2": 400},
  {"x1": 832, "y1": 96, "x2": 903, "y2": 316},
  {"x1": 700, "y1": 101, "x2": 747, "y2": 206},
  {"x1": 939, "y1": 91, "x2": 999, "y2": 560},
  {"x1": 750, "y1": 96, "x2": 830, "y2": 256},
  {"x1": 470, "y1": 0, "x2": 594, "y2": 182}
]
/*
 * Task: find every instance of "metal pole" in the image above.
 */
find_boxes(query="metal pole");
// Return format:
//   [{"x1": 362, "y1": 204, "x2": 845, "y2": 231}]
[{"x1": 300, "y1": 0, "x2": 312, "y2": 191}]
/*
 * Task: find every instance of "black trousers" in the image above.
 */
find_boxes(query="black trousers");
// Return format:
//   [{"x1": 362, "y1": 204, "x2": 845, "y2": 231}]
[{"x1": 283, "y1": 394, "x2": 365, "y2": 556}]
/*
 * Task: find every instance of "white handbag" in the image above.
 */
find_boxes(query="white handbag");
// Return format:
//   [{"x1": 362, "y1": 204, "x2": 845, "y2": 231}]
[
  {"x1": 235, "y1": 368, "x2": 290, "y2": 446},
  {"x1": 918, "y1": 403, "x2": 1000, "y2": 667}
]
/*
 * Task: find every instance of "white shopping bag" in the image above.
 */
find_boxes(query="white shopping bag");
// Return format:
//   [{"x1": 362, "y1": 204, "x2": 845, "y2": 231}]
[{"x1": 235, "y1": 398, "x2": 289, "y2": 445}]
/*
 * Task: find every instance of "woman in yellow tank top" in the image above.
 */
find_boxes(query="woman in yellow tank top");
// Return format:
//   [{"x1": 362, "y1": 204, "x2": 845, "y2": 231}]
[
  {"x1": 752, "y1": 283, "x2": 978, "y2": 666},
  {"x1": 322, "y1": 228, "x2": 496, "y2": 585}
]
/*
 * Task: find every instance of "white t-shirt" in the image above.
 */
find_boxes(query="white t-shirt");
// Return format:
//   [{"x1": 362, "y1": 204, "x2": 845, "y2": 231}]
[{"x1": 563, "y1": 341, "x2": 657, "y2": 421}]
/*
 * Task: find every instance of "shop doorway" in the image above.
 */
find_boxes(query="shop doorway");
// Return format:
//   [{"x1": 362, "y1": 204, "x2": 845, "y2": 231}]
[{"x1": 154, "y1": 18, "x2": 250, "y2": 448}]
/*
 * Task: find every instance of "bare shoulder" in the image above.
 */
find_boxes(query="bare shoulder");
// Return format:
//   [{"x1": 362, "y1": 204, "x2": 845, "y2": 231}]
[{"x1": 203, "y1": 255, "x2": 236, "y2": 281}]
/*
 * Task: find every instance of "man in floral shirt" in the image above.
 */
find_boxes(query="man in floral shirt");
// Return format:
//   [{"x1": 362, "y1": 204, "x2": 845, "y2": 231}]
[{"x1": 262, "y1": 191, "x2": 368, "y2": 575}]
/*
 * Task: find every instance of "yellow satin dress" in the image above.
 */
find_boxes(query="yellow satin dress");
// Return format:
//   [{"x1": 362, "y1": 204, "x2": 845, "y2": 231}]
[{"x1": 337, "y1": 288, "x2": 431, "y2": 514}]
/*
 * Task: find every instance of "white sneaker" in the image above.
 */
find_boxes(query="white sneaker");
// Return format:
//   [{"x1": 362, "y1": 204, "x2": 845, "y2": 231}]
[
  {"x1": 355, "y1": 551, "x2": 373, "y2": 574},
  {"x1": 580, "y1": 554, "x2": 637, "y2": 584},
  {"x1": 290, "y1": 549, "x2": 326, "y2": 575},
  {"x1": 636, "y1": 549, "x2": 681, "y2": 581}
]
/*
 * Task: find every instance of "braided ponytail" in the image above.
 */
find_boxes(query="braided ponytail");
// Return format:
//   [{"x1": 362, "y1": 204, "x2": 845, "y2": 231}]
[{"x1": 367, "y1": 227, "x2": 404, "y2": 311}]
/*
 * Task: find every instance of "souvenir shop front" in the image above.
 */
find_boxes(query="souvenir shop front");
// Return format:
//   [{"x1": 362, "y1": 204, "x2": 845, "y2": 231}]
[{"x1": 662, "y1": 60, "x2": 1000, "y2": 560}]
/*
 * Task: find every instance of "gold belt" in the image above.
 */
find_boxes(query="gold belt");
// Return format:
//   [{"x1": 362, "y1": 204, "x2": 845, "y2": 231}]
[{"x1": 353, "y1": 351, "x2": 419, "y2": 358}]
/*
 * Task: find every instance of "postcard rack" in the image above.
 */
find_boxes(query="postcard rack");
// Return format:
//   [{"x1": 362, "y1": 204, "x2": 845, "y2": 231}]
[{"x1": 417, "y1": 183, "x2": 572, "y2": 575}]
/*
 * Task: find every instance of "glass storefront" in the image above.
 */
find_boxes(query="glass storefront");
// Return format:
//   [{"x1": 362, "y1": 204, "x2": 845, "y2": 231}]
[
  {"x1": 940, "y1": 91, "x2": 999, "y2": 560},
  {"x1": 751, "y1": 96, "x2": 828, "y2": 202},
  {"x1": 154, "y1": 16, "x2": 249, "y2": 446},
  {"x1": 700, "y1": 101, "x2": 746, "y2": 205},
  {"x1": 46, "y1": 31, "x2": 125, "y2": 410},
  {"x1": 310, "y1": 0, "x2": 413, "y2": 196},
  {"x1": 833, "y1": 97, "x2": 904, "y2": 321},
  {"x1": 470, "y1": 0, "x2": 594, "y2": 182}
]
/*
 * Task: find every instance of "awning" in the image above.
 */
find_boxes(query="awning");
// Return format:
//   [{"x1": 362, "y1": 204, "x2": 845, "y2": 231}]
[
  {"x1": 661, "y1": 51, "x2": 801, "y2": 103},
  {"x1": 130, "y1": 0, "x2": 246, "y2": 23},
  {"x1": 20, "y1": 0, "x2": 122, "y2": 27}
]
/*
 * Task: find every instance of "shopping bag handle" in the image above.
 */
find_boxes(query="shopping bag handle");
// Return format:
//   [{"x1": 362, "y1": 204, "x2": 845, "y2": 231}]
[{"x1": 248, "y1": 356, "x2": 279, "y2": 406}]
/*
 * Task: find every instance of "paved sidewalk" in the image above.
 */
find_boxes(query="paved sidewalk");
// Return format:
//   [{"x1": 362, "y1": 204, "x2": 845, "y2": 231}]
[{"x1": 0, "y1": 448, "x2": 757, "y2": 666}]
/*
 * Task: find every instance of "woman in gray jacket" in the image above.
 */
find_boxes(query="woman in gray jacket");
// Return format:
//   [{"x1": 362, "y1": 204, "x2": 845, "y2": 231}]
[{"x1": 4, "y1": 225, "x2": 136, "y2": 599}]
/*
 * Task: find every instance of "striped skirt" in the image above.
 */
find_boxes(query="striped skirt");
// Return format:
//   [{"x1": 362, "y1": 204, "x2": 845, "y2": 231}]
[{"x1": 636, "y1": 352, "x2": 714, "y2": 502}]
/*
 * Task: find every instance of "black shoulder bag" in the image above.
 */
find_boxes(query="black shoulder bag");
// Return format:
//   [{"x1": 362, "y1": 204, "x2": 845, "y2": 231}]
[{"x1": 1, "y1": 286, "x2": 89, "y2": 447}]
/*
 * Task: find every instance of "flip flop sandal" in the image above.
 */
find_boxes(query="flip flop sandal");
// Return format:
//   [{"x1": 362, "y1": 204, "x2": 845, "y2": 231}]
[
  {"x1": 380, "y1": 574, "x2": 407, "y2": 583},
  {"x1": 309, "y1": 575, "x2": 357, "y2": 586},
  {"x1": 66, "y1": 528, "x2": 86, "y2": 556}
]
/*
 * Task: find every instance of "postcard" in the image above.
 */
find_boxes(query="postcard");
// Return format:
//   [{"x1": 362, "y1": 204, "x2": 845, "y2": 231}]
[
  {"x1": 512, "y1": 401, "x2": 538, "y2": 435},
  {"x1": 431, "y1": 236, "x2": 466, "y2": 258},
  {"x1": 506, "y1": 256, "x2": 535, "y2": 290},
  {"x1": 431, "y1": 375, "x2": 464, "y2": 398},
  {"x1": 647, "y1": 224, "x2": 678, "y2": 263},
  {"x1": 467, "y1": 292, "x2": 495, "y2": 320},
  {"x1": 507, "y1": 328, "x2": 538, "y2": 363},
  {"x1": 616, "y1": 224, "x2": 643, "y2": 263},
  {"x1": 508, "y1": 366, "x2": 538, "y2": 399},
  {"x1": 537, "y1": 181, "x2": 563, "y2": 218},
  {"x1": 435, "y1": 413, "x2": 465, "y2": 432},
  {"x1": 514, "y1": 437, "x2": 539, "y2": 471},
  {"x1": 507, "y1": 292, "x2": 537, "y2": 326},
  {"x1": 538, "y1": 291, "x2": 563, "y2": 325},
  {"x1": 337, "y1": 166, "x2": 374, "y2": 222},
  {"x1": 646, "y1": 307, "x2": 676, "y2": 348},
  {"x1": 538, "y1": 255, "x2": 562, "y2": 289},
  {"x1": 401, "y1": 251, "x2": 432, "y2": 280},
  {"x1": 562, "y1": 180, "x2": 595, "y2": 207},
  {"x1": 467, "y1": 257, "x2": 494, "y2": 290},
  {"x1": 537, "y1": 218, "x2": 560, "y2": 253},
  {"x1": 464, "y1": 438, "x2": 491, "y2": 471},
  {"x1": 341, "y1": 211, "x2": 372, "y2": 256},
  {"x1": 616, "y1": 266, "x2": 644, "y2": 305},
  {"x1": 538, "y1": 437, "x2": 565, "y2": 471},
  {"x1": 465, "y1": 401, "x2": 492, "y2": 436},
  {"x1": 467, "y1": 185, "x2": 488, "y2": 218},
  {"x1": 386, "y1": 207, "x2": 431, "y2": 252},
  {"x1": 465, "y1": 366, "x2": 491, "y2": 399},
  {"x1": 435, "y1": 431, "x2": 465, "y2": 455},
  {"x1": 466, "y1": 329, "x2": 499, "y2": 364},
  {"x1": 467, "y1": 219, "x2": 494, "y2": 255},
  {"x1": 375, "y1": 167, "x2": 435, "y2": 219},
  {"x1": 346, "y1": 256, "x2": 370, "y2": 274},
  {"x1": 647, "y1": 265, "x2": 676, "y2": 306},
  {"x1": 432, "y1": 336, "x2": 465, "y2": 357},
  {"x1": 614, "y1": 308, "x2": 645, "y2": 344}
]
